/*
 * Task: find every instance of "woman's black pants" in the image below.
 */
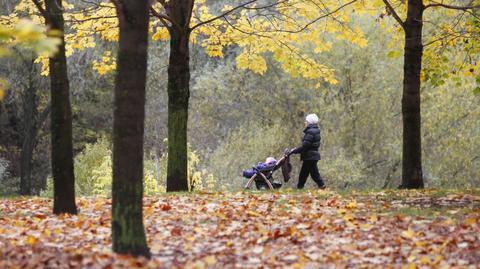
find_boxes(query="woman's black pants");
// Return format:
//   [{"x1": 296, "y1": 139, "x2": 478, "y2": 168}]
[{"x1": 297, "y1": 160, "x2": 325, "y2": 188}]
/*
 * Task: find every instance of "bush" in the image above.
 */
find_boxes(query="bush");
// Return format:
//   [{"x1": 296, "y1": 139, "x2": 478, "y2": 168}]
[
  {"x1": 151, "y1": 140, "x2": 215, "y2": 191},
  {"x1": 42, "y1": 137, "x2": 215, "y2": 197}
]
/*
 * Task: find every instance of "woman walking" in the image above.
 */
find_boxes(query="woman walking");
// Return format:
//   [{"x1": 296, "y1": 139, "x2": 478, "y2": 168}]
[{"x1": 289, "y1": 114, "x2": 326, "y2": 189}]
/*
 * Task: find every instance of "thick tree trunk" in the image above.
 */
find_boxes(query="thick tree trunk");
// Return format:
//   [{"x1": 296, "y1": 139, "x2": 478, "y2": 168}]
[
  {"x1": 166, "y1": 29, "x2": 190, "y2": 192},
  {"x1": 400, "y1": 0, "x2": 424, "y2": 189},
  {"x1": 45, "y1": 0, "x2": 77, "y2": 214},
  {"x1": 164, "y1": 2, "x2": 193, "y2": 192},
  {"x1": 111, "y1": 0, "x2": 150, "y2": 257}
]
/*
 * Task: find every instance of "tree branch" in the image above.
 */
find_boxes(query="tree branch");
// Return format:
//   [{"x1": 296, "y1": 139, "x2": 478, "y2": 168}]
[
  {"x1": 425, "y1": 1, "x2": 480, "y2": 10},
  {"x1": 262, "y1": 0, "x2": 359, "y2": 34},
  {"x1": 150, "y1": 6, "x2": 171, "y2": 29},
  {"x1": 382, "y1": 0, "x2": 406, "y2": 31},
  {"x1": 190, "y1": 0, "x2": 257, "y2": 32},
  {"x1": 66, "y1": 15, "x2": 118, "y2": 23},
  {"x1": 31, "y1": 0, "x2": 49, "y2": 20}
]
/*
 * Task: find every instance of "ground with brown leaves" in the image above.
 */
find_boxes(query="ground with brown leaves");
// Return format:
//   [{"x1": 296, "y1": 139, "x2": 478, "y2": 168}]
[{"x1": 1, "y1": 189, "x2": 479, "y2": 268}]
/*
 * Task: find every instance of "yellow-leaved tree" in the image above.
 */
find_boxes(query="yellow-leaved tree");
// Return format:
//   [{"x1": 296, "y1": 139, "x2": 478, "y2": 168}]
[
  {"x1": 62, "y1": 0, "x2": 369, "y2": 191},
  {"x1": 369, "y1": 0, "x2": 480, "y2": 188}
]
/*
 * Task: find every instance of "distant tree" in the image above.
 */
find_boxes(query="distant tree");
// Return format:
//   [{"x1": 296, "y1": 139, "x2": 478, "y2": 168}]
[
  {"x1": 16, "y1": 55, "x2": 51, "y2": 195},
  {"x1": 110, "y1": 0, "x2": 151, "y2": 257}
]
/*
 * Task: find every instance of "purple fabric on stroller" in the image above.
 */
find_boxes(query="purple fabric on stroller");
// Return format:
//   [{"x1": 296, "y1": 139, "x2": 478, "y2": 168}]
[
  {"x1": 243, "y1": 169, "x2": 255, "y2": 178},
  {"x1": 242, "y1": 162, "x2": 275, "y2": 178}
]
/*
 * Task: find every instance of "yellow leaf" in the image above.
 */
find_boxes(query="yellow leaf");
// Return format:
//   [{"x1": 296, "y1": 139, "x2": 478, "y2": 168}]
[
  {"x1": 433, "y1": 255, "x2": 443, "y2": 264},
  {"x1": 152, "y1": 27, "x2": 169, "y2": 41},
  {"x1": 94, "y1": 200, "x2": 103, "y2": 211},
  {"x1": 26, "y1": 235, "x2": 38, "y2": 245},
  {"x1": 186, "y1": 260, "x2": 205, "y2": 269},
  {"x1": 415, "y1": 241, "x2": 427, "y2": 247},
  {"x1": 343, "y1": 214, "x2": 354, "y2": 222},
  {"x1": 43, "y1": 229, "x2": 52, "y2": 237},
  {"x1": 204, "y1": 255, "x2": 216, "y2": 265},
  {"x1": 247, "y1": 210, "x2": 262, "y2": 217},
  {"x1": 464, "y1": 217, "x2": 477, "y2": 226},
  {"x1": 401, "y1": 228, "x2": 415, "y2": 239},
  {"x1": 337, "y1": 208, "x2": 347, "y2": 214},
  {"x1": 346, "y1": 200, "x2": 357, "y2": 209},
  {"x1": 420, "y1": 256, "x2": 430, "y2": 265}
]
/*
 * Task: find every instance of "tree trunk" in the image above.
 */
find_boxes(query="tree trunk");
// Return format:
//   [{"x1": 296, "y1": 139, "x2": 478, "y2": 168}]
[
  {"x1": 166, "y1": 29, "x2": 190, "y2": 192},
  {"x1": 19, "y1": 78, "x2": 37, "y2": 195},
  {"x1": 45, "y1": 0, "x2": 77, "y2": 214},
  {"x1": 165, "y1": 3, "x2": 192, "y2": 192},
  {"x1": 111, "y1": 0, "x2": 150, "y2": 258},
  {"x1": 400, "y1": 0, "x2": 424, "y2": 189}
]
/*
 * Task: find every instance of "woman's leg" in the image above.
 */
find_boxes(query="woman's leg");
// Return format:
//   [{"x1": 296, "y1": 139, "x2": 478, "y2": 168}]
[
  {"x1": 310, "y1": 161, "x2": 325, "y2": 188},
  {"x1": 297, "y1": 161, "x2": 310, "y2": 189}
]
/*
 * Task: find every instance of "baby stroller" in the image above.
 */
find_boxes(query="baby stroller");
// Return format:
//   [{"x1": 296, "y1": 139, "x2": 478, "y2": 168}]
[{"x1": 242, "y1": 150, "x2": 292, "y2": 190}]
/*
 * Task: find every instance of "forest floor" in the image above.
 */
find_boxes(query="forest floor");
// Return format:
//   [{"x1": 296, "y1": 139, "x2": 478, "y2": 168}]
[{"x1": 0, "y1": 189, "x2": 479, "y2": 268}]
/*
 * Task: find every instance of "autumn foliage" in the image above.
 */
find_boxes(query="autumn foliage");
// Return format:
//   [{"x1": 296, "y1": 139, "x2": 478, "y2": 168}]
[{"x1": 1, "y1": 190, "x2": 479, "y2": 268}]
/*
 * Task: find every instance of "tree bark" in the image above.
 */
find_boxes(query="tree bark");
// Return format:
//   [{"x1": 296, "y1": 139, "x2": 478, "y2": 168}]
[
  {"x1": 165, "y1": 3, "x2": 192, "y2": 192},
  {"x1": 111, "y1": 0, "x2": 150, "y2": 257},
  {"x1": 400, "y1": 0, "x2": 424, "y2": 189},
  {"x1": 45, "y1": 0, "x2": 77, "y2": 214},
  {"x1": 19, "y1": 73, "x2": 37, "y2": 195}
]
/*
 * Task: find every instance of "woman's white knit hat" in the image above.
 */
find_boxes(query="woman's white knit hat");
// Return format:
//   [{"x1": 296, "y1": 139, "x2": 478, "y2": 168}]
[{"x1": 305, "y1": 114, "x2": 319, "y2": 124}]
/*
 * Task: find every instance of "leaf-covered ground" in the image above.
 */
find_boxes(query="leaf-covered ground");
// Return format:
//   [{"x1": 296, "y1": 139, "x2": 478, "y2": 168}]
[{"x1": 1, "y1": 189, "x2": 479, "y2": 268}]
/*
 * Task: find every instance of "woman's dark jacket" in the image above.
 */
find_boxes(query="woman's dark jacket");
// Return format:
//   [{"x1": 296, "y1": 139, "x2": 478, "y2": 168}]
[{"x1": 291, "y1": 124, "x2": 321, "y2": 161}]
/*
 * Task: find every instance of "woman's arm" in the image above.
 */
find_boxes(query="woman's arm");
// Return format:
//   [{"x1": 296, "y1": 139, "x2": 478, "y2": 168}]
[{"x1": 289, "y1": 133, "x2": 314, "y2": 155}]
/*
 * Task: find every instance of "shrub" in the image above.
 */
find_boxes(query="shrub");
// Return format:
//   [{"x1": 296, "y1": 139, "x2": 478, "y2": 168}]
[{"x1": 42, "y1": 137, "x2": 214, "y2": 196}]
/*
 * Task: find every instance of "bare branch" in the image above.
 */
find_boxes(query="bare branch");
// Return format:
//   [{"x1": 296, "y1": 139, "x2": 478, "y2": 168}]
[{"x1": 382, "y1": 0, "x2": 406, "y2": 31}]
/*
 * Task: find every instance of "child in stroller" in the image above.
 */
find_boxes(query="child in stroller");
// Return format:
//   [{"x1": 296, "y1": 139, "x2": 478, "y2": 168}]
[{"x1": 242, "y1": 150, "x2": 292, "y2": 190}]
